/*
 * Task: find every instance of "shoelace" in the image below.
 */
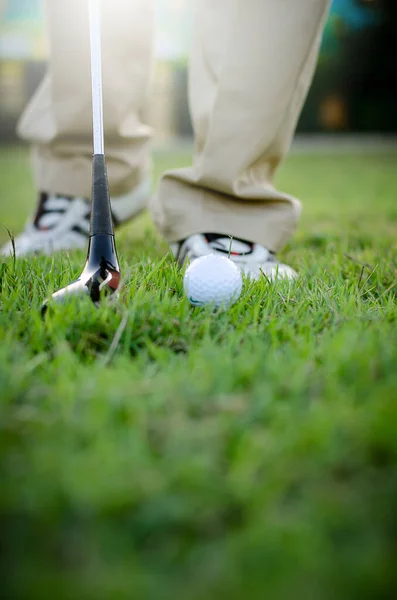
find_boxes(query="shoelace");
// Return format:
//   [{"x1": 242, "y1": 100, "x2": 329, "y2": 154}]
[
  {"x1": 33, "y1": 193, "x2": 90, "y2": 232},
  {"x1": 205, "y1": 234, "x2": 255, "y2": 257}
]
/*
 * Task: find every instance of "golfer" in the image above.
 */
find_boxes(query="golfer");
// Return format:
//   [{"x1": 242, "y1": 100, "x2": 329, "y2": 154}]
[{"x1": 1, "y1": 0, "x2": 331, "y2": 279}]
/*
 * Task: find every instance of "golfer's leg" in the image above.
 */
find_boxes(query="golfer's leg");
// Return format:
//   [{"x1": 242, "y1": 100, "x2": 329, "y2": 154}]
[
  {"x1": 17, "y1": 0, "x2": 154, "y2": 199},
  {"x1": 153, "y1": 0, "x2": 331, "y2": 252}
]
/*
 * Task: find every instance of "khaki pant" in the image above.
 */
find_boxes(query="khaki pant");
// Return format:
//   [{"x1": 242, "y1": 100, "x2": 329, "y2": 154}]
[{"x1": 18, "y1": 0, "x2": 330, "y2": 251}]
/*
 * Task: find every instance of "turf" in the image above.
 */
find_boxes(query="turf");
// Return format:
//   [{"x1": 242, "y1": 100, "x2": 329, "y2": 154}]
[{"x1": 1, "y1": 145, "x2": 397, "y2": 600}]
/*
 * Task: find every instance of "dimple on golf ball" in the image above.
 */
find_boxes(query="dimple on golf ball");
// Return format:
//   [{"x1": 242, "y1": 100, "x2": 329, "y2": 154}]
[{"x1": 183, "y1": 254, "x2": 243, "y2": 308}]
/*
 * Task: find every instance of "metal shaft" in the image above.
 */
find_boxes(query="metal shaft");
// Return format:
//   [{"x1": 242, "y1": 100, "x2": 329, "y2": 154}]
[{"x1": 88, "y1": 0, "x2": 105, "y2": 156}]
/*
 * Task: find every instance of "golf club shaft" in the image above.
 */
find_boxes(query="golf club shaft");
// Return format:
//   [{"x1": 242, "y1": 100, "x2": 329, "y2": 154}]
[
  {"x1": 89, "y1": 0, "x2": 104, "y2": 156},
  {"x1": 88, "y1": 0, "x2": 114, "y2": 236},
  {"x1": 42, "y1": 0, "x2": 120, "y2": 313}
]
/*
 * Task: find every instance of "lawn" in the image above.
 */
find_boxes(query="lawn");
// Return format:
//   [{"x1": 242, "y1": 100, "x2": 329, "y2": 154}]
[{"x1": 1, "y1": 145, "x2": 397, "y2": 600}]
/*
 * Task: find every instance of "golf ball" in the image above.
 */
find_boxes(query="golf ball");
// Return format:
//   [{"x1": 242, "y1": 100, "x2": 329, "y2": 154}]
[{"x1": 184, "y1": 254, "x2": 243, "y2": 308}]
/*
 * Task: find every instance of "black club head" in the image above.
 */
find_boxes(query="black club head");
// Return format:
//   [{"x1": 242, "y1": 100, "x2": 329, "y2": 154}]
[{"x1": 42, "y1": 233, "x2": 121, "y2": 316}]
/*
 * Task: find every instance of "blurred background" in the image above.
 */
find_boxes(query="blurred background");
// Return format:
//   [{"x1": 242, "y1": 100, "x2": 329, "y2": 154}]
[{"x1": 0, "y1": 0, "x2": 396, "y2": 144}]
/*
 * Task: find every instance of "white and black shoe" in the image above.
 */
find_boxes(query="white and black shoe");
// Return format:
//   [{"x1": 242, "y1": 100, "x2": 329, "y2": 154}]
[
  {"x1": 171, "y1": 233, "x2": 297, "y2": 280},
  {"x1": 1, "y1": 178, "x2": 150, "y2": 257}
]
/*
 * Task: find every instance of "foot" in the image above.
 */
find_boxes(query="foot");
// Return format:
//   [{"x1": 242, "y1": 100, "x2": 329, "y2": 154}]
[
  {"x1": 1, "y1": 178, "x2": 150, "y2": 257},
  {"x1": 171, "y1": 234, "x2": 297, "y2": 280}
]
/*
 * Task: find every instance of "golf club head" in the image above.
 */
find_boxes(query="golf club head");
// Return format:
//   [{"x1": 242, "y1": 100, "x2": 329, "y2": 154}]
[{"x1": 42, "y1": 234, "x2": 121, "y2": 316}]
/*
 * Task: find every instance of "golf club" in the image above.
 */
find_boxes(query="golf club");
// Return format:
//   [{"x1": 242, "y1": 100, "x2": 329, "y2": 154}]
[{"x1": 42, "y1": 0, "x2": 121, "y2": 315}]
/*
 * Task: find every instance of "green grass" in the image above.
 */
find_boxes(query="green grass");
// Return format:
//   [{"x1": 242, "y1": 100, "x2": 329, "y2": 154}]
[{"x1": 1, "y1": 145, "x2": 397, "y2": 600}]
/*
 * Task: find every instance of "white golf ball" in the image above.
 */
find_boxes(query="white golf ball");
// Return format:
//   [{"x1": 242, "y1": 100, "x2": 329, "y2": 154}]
[{"x1": 184, "y1": 254, "x2": 243, "y2": 308}]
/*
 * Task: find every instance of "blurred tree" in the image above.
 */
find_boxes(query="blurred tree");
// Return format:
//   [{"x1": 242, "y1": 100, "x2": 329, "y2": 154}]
[
  {"x1": 2, "y1": 0, "x2": 43, "y2": 22},
  {"x1": 298, "y1": 0, "x2": 397, "y2": 132}
]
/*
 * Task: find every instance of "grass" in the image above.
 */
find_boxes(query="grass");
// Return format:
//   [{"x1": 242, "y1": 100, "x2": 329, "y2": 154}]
[{"x1": 1, "y1": 144, "x2": 397, "y2": 600}]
